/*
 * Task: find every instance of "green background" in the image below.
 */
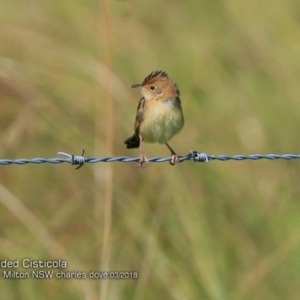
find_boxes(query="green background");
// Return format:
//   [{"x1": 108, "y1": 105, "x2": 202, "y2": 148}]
[{"x1": 1, "y1": 0, "x2": 300, "y2": 299}]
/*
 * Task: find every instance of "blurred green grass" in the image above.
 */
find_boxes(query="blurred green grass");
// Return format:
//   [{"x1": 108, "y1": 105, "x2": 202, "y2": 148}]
[{"x1": 1, "y1": 0, "x2": 300, "y2": 299}]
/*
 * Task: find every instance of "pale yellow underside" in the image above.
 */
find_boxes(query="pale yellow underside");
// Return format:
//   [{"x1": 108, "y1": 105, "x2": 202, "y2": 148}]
[{"x1": 139, "y1": 100, "x2": 184, "y2": 144}]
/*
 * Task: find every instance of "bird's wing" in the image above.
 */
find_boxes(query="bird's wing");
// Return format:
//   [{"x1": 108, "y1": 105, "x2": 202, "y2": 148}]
[{"x1": 134, "y1": 97, "x2": 145, "y2": 136}]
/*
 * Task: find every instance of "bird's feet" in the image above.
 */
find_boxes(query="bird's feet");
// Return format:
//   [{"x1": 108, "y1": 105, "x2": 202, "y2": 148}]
[
  {"x1": 169, "y1": 153, "x2": 179, "y2": 166},
  {"x1": 138, "y1": 154, "x2": 148, "y2": 168}
]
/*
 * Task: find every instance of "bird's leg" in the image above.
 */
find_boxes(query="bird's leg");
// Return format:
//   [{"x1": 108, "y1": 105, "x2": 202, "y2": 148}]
[
  {"x1": 165, "y1": 143, "x2": 179, "y2": 165},
  {"x1": 138, "y1": 135, "x2": 148, "y2": 168}
]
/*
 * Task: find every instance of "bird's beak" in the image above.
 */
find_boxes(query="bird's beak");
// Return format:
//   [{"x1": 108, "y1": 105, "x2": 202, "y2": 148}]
[{"x1": 130, "y1": 84, "x2": 142, "y2": 88}]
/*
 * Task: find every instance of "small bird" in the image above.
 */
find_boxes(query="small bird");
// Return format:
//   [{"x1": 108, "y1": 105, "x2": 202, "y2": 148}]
[{"x1": 124, "y1": 70, "x2": 184, "y2": 168}]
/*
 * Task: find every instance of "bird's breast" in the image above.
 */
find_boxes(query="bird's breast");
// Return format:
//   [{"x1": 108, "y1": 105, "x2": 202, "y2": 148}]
[{"x1": 140, "y1": 99, "x2": 184, "y2": 144}]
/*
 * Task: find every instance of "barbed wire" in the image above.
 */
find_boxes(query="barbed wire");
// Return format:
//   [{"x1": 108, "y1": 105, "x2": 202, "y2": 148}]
[{"x1": 0, "y1": 150, "x2": 299, "y2": 169}]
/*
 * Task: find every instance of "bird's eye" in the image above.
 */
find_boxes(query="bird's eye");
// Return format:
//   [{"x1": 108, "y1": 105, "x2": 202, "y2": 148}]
[{"x1": 149, "y1": 85, "x2": 156, "y2": 91}]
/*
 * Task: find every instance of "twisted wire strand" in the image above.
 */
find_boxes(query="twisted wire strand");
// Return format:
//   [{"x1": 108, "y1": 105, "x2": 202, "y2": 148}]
[{"x1": 0, "y1": 151, "x2": 299, "y2": 169}]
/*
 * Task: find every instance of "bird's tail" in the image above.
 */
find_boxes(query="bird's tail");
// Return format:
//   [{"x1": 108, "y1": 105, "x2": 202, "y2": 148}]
[{"x1": 124, "y1": 134, "x2": 140, "y2": 149}]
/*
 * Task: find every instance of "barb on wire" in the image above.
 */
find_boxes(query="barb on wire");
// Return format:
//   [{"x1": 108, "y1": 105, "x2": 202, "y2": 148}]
[
  {"x1": 58, "y1": 150, "x2": 86, "y2": 170},
  {"x1": 0, "y1": 150, "x2": 299, "y2": 169}
]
